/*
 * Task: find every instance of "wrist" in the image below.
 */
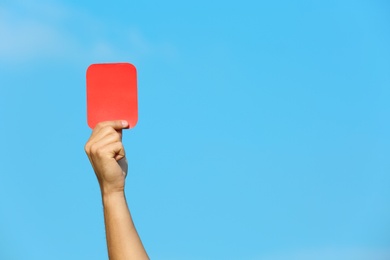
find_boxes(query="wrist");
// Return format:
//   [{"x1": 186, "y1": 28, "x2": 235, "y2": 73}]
[
  {"x1": 101, "y1": 189, "x2": 125, "y2": 204},
  {"x1": 99, "y1": 181, "x2": 125, "y2": 197}
]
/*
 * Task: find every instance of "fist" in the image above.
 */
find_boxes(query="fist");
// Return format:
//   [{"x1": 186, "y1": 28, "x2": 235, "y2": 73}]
[{"x1": 85, "y1": 120, "x2": 129, "y2": 195}]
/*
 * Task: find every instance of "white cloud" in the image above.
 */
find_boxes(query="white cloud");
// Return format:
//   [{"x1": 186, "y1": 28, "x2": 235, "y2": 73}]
[
  {"x1": 258, "y1": 247, "x2": 390, "y2": 260},
  {"x1": 0, "y1": 1, "x2": 177, "y2": 65}
]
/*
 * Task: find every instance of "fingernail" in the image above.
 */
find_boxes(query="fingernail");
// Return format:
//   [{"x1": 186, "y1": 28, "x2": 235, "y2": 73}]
[{"x1": 121, "y1": 120, "x2": 128, "y2": 127}]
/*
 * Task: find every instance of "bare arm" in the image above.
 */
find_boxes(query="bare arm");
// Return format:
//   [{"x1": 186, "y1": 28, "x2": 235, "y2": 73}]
[{"x1": 85, "y1": 120, "x2": 149, "y2": 260}]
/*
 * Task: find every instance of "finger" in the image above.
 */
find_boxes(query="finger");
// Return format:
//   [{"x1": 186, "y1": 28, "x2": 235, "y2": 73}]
[
  {"x1": 95, "y1": 120, "x2": 128, "y2": 131},
  {"x1": 86, "y1": 128, "x2": 118, "y2": 154},
  {"x1": 90, "y1": 141, "x2": 125, "y2": 161},
  {"x1": 90, "y1": 126, "x2": 122, "y2": 144},
  {"x1": 85, "y1": 120, "x2": 128, "y2": 158},
  {"x1": 88, "y1": 132, "x2": 123, "y2": 155},
  {"x1": 90, "y1": 120, "x2": 128, "y2": 139}
]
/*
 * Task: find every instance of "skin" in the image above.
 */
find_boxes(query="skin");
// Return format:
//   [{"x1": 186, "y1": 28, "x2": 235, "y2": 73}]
[{"x1": 85, "y1": 120, "x2": 149, "y2": 260}]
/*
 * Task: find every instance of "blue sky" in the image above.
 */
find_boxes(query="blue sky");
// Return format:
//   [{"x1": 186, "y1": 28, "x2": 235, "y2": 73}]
[{"x1": 1, "y1": 0, "x2": 390, "y2": 259}]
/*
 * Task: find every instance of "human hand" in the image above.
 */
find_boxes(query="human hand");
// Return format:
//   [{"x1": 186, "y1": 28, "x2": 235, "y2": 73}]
[{"x1": 85, "y1": 120, "x2": 129, "y2": 195}]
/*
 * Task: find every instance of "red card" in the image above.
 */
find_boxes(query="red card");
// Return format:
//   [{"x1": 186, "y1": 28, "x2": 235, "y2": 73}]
[{"x1": 86, "y1": 63, "x2": 138, "y2": 129}]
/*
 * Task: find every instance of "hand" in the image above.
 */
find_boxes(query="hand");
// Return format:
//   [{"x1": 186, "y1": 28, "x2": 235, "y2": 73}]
[{"x1": 85, "y1": 120, "x2": 129, "y2": 195}]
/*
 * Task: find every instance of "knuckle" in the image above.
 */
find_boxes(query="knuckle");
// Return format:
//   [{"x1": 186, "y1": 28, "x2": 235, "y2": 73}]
[
  {"x1": 84, "y1": 144, "x2": 89, "y2": 154},
  {"x1": 89, "y1": 143, "x2": 99, "y2": 155},
  {"x1": 84, "y1": 142, "x2": 92, "y2": 154}
]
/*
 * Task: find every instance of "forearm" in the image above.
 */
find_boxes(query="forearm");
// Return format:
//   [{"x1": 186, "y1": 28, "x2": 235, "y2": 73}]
[{"x1": 102, "y1": 191, "x2": 149, "y2": 260}]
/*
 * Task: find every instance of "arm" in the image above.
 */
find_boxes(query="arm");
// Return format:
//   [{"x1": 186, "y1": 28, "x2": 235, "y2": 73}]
[{"x1": 85, "y1": 120, "x2": 149, "y2": 260}]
